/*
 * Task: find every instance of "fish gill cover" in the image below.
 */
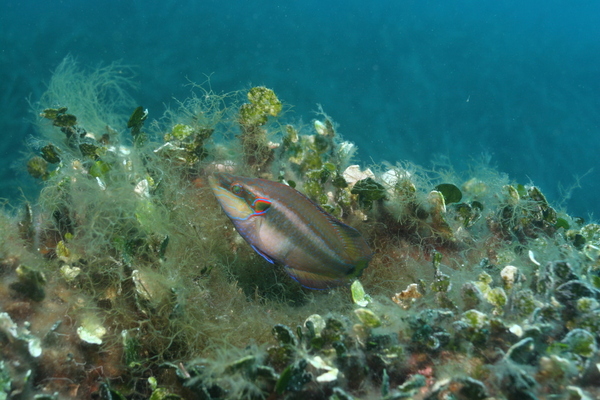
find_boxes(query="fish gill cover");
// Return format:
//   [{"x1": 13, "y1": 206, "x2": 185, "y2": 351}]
[{"x1": 0, "y1": 57, "x2": 599, "y2": 399}]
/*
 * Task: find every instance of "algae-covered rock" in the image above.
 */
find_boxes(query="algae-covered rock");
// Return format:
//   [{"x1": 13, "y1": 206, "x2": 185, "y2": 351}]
[
  {"x1": 10, "y1": 265, "x2": 46, "y2": 302},
  {"x1": 4, "y1": 59, "x2": 600, "y2": 399},
  {"x1": 27, "y1": 156, "x2": 48, "y2": 179},
  {"x1": 563, "y1": 329, "x2": 597, "y2": 358}
]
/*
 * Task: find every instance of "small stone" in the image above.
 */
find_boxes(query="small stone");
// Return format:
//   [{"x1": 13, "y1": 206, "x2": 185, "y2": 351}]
[
  {"x1": 305, "y1": 315, "x2": 325, "y2": 337},
  {"x1": 272, "y1": 324, "x2": 297, "y2": 346},
  {"x1": 12, "y1": 265, "x2": 46, "y2": 302},
  {"x1": 314, "y1": 120, "x2": 327, "y2": 136},
  {"x1": 27, "y1": 336, "x2": 42, "y2": 358},
  {"x1": 506, "y1": 337, "x2": 536, "y2": 365},
  {"x1": 556, "y1": 281, "x2": 599, "y2": 308},
  {"x1": 566, "y1": 386, "x2": 594, "y2": 400},
  {"x1": 397, "y1": 373, "x2": 426, "y2": 394},
  {"x1": 501, "y1": 265, "x2": 519, "y2": 290},
  {"x1": 354, "y1": 308, "x2": 382, "y2": 328},
  {"x1": 577, "y1": 297, "x2": 599, "y2": 313},
  {"x1": 462, "y1": 310, "x2": 488, "y2": 329},
  {"x1": 77, "y1": 318, "x2": 107, "y2": 345},
  {"x1": 350, "y1": 280, "x2": 371, "y2": 307},
  {"x1": 487, "y1": 287, "x2": 508, "y2": 309},
  {"x1": 454, "y1": 377, "x2": 488, "y2": 400},
  {"x1": 513, "y1": 289, "x2": 538, "y2": 317},
  {"x1": 563, "y1": 329, "x2": 597, "y2": 358},
  {"x1": 60, "y1": 265, "x2": 81, "y2": 282},
  {"x1": 27, "y1": 156, "x2": 48, "y2": 179},
  {"x1": 461, "y1": 282, "x2": 483, "y2": 310},
  {"x1": 342, "y1": 165, "x2": 375, "y2": 187},
  {"x1": 316, "y1": 368, "x2": 339, "y2": 383},
  {"x1": 392, "y1": 283, "x2": 423, "y2": 309},
  {"x1": 0, "y1": 312, "x2": 18, "y2": 339},
  {"x1": 134, "y1": 178, "x2": 150, "y2": 198},
  {"x1": 171, "y1": 123, "x2": 194, "y2": 140},
  {"x1": 462, "y1": 178, "x2": 487, "y2": 196},
  {"x1": 431, "y1": 270, "x2": 452, "y2": 293},
  {"x1": 509, "y1": 324, "x2": 524, "y2": 338}
]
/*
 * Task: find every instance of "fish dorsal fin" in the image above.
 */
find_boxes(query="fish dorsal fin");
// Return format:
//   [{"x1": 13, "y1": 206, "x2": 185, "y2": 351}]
[{"x1": 327, "y1": 218, "x2": 370, "y2": 260}]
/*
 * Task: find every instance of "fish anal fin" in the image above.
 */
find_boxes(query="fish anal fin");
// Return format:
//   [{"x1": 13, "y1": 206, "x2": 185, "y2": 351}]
[
  {"x1": 284, "y1": 266, "x2": 345, "y2": 290},
  {"x1": 251, "y1": 245, "x2": 275, "y2": 264}
]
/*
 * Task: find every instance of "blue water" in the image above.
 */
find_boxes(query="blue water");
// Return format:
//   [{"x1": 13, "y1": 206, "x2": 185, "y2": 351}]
[{"x1": 2, "y1": 0, "x2": 599, "y2": 217}]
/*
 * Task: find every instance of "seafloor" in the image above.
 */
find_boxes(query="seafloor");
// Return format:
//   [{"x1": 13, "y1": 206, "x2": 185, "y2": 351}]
[{"x1": 1, "y1": 58, "x2": 599, "y2": 400}]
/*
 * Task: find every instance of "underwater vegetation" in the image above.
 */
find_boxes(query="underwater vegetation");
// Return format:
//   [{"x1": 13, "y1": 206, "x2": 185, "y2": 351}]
[{"x1": 1, "y1": 57, "x2": 599, "y2": 399}]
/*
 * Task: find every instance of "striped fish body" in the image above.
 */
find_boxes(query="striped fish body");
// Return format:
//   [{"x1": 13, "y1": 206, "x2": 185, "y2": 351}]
[{"x1": 208, "y1": 173, "x2": 372, "y2": 289}]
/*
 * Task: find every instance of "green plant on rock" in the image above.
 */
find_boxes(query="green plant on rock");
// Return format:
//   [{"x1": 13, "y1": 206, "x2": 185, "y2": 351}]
[
  {"x1": 162, "y1": 123, "x2": 214, "y2": 165},
  {"x1": 491, "y1": 184, "x2": 558, "y2": 242},
  {"x1": 238, "y1": 86, "x2": 282, "y2": 171},
  {"x1": 127, "y1": 105, "x2": 148, "y2": 147}
]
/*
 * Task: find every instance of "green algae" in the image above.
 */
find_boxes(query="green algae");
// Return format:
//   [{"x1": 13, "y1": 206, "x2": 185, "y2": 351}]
[
  {"x1": 26, "y1": 156, "x2": 48, "y2": 180},
  {"x1": 435, "y1": 182, "x2": 462, "y2": 204},
  {"x1": 11, "y1": 265, "x2": 46, "y2": 302},
  {"x1": 40, "y1": 144, "x2": 61, "y2": 164},
  {"x1": 0, "y1": 362, "x2": 9, "y2": 400},
  {"x1": 127, "y1": 105, "x2": 148, "y2": 146},
  {"x1": 1, "y1": 58, "x2": 600, "y2": 399},
  {"x1": 238, "y1": 86, "x2": 282, "y2": 172},
  {"x1": 350, "y1": 280, "x2": 371, "y2": 307},
  {"x1": 354, "y1": 308, "x2": 382, "y2": 328},
  {"x1": 351, "y1": 177, "x2": 387, "y2": 210}
]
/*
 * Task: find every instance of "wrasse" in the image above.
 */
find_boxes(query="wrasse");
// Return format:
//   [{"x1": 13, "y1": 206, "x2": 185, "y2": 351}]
[{"x1": 208, "y1": 173, "x2": 372, "y2": 289}]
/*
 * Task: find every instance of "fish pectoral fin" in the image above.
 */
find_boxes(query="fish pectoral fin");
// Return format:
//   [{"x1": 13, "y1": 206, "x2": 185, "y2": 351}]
[
  {"x1": 251, "y1": 245, "x2": 275, "y2": 264},
  {"x1": 284, "y1": 266, "x2": 345, "y2": 290}
]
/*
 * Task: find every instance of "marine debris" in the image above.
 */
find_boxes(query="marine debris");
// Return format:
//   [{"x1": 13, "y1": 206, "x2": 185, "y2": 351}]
[{"x1": 0, "y1": 58, "x2": 598, "y2": 399}]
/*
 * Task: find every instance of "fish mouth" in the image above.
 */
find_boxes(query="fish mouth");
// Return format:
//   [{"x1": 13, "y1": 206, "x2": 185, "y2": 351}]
[
  {"x1": 208, "y1": 173, "x2": 255, "y2": 221},
  {"x1": 208, "y1": 173, "x2": 229, "y2": 189},
  {"x1": 207, "y1": 175, "x2": 218, "y2": 190}
]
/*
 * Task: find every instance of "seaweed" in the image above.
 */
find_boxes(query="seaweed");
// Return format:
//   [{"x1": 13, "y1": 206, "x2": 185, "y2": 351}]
[{"x1": 0, "y1": 58, "x2": 598, "y2": 399}]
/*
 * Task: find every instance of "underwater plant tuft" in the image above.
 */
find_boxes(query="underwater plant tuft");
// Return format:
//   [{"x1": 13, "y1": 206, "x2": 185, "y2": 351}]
[{"x1": 0, "y1": 58, "x2": 599, "y2": 399}]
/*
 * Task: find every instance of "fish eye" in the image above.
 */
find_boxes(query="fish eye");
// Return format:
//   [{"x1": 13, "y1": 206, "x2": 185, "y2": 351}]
[{"x1": 231, "y1": 184, "x2": 243, "y2": 195}]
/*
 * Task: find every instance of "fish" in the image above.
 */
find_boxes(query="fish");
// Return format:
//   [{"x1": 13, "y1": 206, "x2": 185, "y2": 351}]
[{"x1": 208, "y1": 173, "x2": 372, "y2": 289}]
